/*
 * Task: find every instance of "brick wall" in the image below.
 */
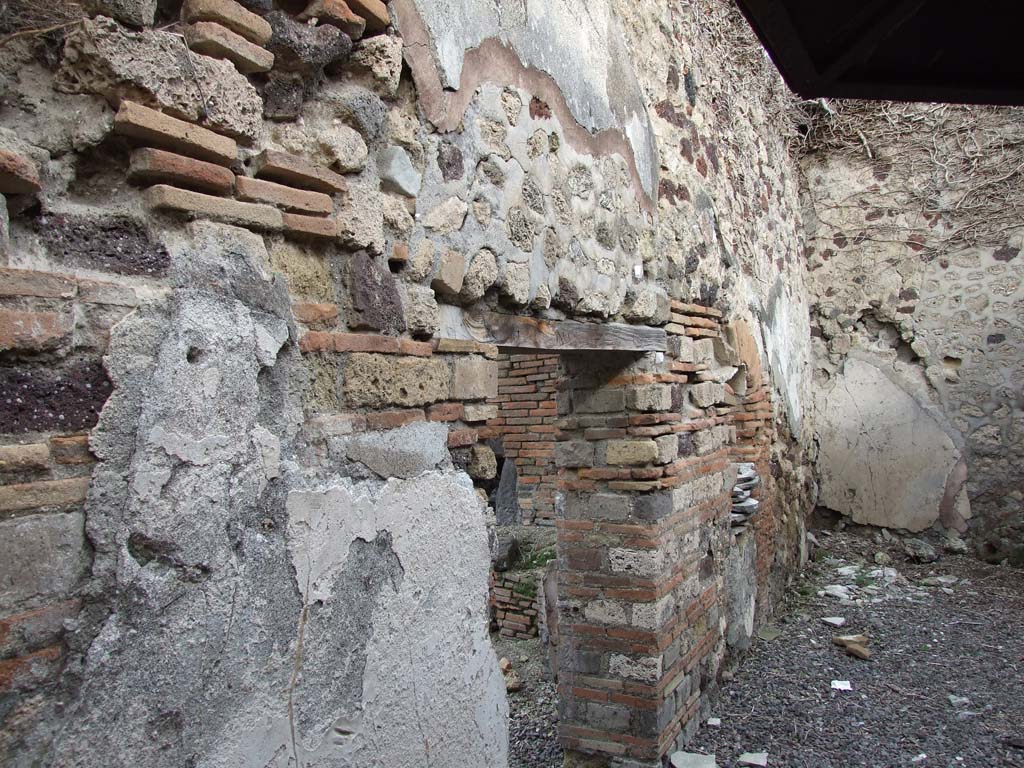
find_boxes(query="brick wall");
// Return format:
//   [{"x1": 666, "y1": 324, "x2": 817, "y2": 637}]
[
  {"x1": 489, "y1": 570, "x2": 541, "y2": 638},
  {"x1": 482, "y1": 353, "x2": 561, "y2": 525}
]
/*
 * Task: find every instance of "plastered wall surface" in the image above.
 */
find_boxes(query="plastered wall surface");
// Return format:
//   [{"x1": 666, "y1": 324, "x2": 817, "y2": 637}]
[
  {"x1": 0, "y1": 0, "x2": 819, "y2": 765},
  {"x1": 801, "y1": 104, "x2": 1024, "y2": 560}
]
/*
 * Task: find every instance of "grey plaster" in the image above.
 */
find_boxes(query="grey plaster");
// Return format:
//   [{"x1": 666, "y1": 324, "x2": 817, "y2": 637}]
[{"x1": 344, "y1": 421, "x2": 449, "y2": 478}]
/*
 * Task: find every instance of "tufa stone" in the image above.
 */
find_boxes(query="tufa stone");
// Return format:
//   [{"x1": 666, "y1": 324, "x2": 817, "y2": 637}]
[
  {"x1": 431, "y1": 249, "x2": 466, "y2": 297},
  {"x1": 402, "y1": 284, "x2": 439, "y2": 338},
  {"x1": 460, "y1": 248, "x2": 498, "y2": 303},
  {"x1": 348, "y1": 34, "x2": 403, "y2": 97}
]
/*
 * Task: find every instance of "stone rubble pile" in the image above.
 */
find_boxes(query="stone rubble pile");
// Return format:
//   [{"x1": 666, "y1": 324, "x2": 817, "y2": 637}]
[{"x1": 731, "y1": 462, "x2": 760, "y2": 533}]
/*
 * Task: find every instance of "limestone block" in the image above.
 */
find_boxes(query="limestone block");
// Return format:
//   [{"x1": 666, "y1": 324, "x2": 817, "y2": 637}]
[
  {"x1": 431, "y1": 249, "x2": 466, "y2": 297},
  {"x1": 270, "y1": 119, "x2": 368, "y2": 173},
  {"x1": 423, "y1": 196, "x2": 468, "y2": 233},
  {"x1": 0, "y1": 512, "x2": 88, "y2": 611},
  {"x1": 350, "y1": 35, "x2": 404, "y2": 97},
  {"x1": 344, "y1": 353, "x2": 450, "y2": 407},
  {"x1": 401, "y1": 284, "x2": 440, "y2": 338},
  {"x1": 623, "y1": 283, "x2": 671, "y2": 324},
  {"x1": 460, "y1": 248, "x2": 498, "y2": 303},
  {"x1": 606, "y1": 439, "x2": 658, "y2": 466},
  {"x1": 59, "y1": 17, "x2": 263, "y2": 142},
  {"x1": 378, "y1": 146, "x2": 421, "y2": 197},
  {"x1": 451, "y1": 356, "x2": 498, "y2": 400},
  {"x1": 345, "y1": 422, "x2": 447, "y2": 478}
]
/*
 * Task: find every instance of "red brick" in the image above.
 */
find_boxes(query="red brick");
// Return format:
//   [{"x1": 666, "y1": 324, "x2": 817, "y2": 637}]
[
  {"x1": 292, "y1": 302, "x2": 339, "y2": 326},
  {"x1": 398, "y1": 339, "x2": 433, "y2": 357},
  {"x1": 345, "y1": 0, "x2": 389, "y2": 32},
  {"x1": 298, "y1": 0, "x2": 366, "y2": 38},
  {"x1": 128, "y1": 147, "x2": 234, "y2": 195},
  {"x1": 299, "y1": 331, "x2": 333, "y2": 353},
  {"x1": 114, "y1": 101, "x2": 237, "y2": 166},
  {"x1": 49, "y1": 435, "x2": 93, "y2": 465},
  {"x1": 146, "y1": 185, "x2": 282, "y2": 230},
  {"x1": 0, "y1": 645, "x2": 63, "y2": 694},
  {"x1": 427, "y1": 402, "x2": 464, "y2": 422},
  {"x1": 180, "y1": 0, "x2": 272, "y2": 44},
  {"x1": 0, "y1": 268, "x2": 75, "y2": 299},
  {"x1": 0, "y1": 443, "x2": 49, "y2": 471},
  {"x1": 0, "y1": 477, "x2": 91, "y2": 513},
  {"x1": 0, "y1": 600, "x2": 79, "y2": 657},
  {"x1": 236, "y1": 176, "x2": 333, "y2": 215},
  {"x1": 252, "y1": 149, "x2": 347, "y2": 193},
  {"x1": 389, "y1": 242, "x2": 409, "y2": 265},
  {"x1": 0, "y1": 309, "x2": 67, "y2": 351},
  {"x1": 333, "y1": 333, "x2": 401, "y2": 354},
  {"x1": 366, "y1": 409, "x2": 425, "y2": 430},
  {"x1": 0, "y1": 150, "x2": 41, "y2": 195},
  {"x1": 447, "y1": 428, "x2": 478, "y2": 448},
  {"x1": 183, "y1": 21, "x2": 274, "y2": 74},
  {"x1": 282, "y1": 212, "x2": 338, "y2": 241}
]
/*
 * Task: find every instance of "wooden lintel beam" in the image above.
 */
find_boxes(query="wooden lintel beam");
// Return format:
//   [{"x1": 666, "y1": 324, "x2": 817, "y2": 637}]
[{"x1": 438, "y1": 306, "x2": 667, "y2": 353}]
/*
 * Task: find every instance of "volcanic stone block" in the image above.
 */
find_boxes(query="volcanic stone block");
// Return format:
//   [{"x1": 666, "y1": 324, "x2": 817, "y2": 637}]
[
  {"x1": 264, "y1": 10, "x2": 352, "y2": 71},
  {"x1": 0, "y1": 360, "x2": 113, "y2": 434},
  {"x1": 347, "y1": 252, "x2": 406, "y2": 335},
  {"x1": 35, "y1": 213, "x2": 170, "y2": 277}
]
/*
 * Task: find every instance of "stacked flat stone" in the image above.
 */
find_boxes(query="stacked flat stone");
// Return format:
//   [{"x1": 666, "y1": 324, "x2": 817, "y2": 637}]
[{"x1": 731, "y1": 462, "x2": 760, "y2": 532}]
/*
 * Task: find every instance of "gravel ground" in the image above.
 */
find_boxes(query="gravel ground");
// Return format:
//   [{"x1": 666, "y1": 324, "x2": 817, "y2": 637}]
[
  {"x1": 491, "y1": 635, "x2": 563, "y2": 768},
  {"x1": 688, "y1": 529, "x2": 1024, "y2": 768},
  {"x1": 495, "y1": 529, "x2": 1024, "y2": 768}
]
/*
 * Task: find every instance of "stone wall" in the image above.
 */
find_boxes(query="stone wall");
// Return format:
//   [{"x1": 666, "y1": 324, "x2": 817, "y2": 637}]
[
  {"x1": 0, "y1": 0, "x2": 819, "y2": 765},
  {"x1": 800, "y1": 103, "x2": 1024, "y2": 562}
]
